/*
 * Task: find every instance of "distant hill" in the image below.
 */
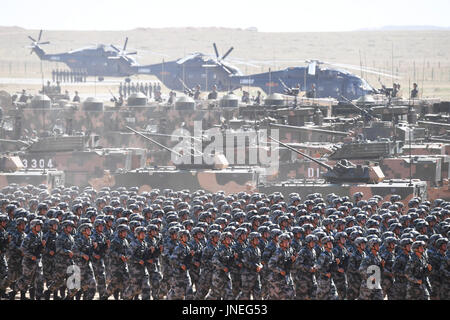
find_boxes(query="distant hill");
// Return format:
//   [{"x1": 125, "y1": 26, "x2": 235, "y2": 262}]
[{"x1": 358, "y1": 25, "x2": 450, "y2": 31}]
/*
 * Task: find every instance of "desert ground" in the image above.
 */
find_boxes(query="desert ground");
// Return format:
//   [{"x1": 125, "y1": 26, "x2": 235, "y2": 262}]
[{"x1": 0, "y1": 26, "x2": 449, "y2": 99}]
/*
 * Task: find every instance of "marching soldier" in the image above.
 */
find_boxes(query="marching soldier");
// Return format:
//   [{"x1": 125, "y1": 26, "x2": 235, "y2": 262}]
[
  {"x1": 91, "y1": 219, "x2": 109, "y2": 300},
  {"x1": 168, "y1": 229, "x2": 193, "y2": 300},
  {"x1": 405, "y1": 240, "x2": 432, "y2": 300},
  {"x1": 42, "y1": 218, "x2": 59, "y2": 299},
  {"x1": 124, "y1": 226, "x2": 149, "y2": 300},
  {"x1": 195, "y1": 230, "x2": 220, "y2": 299},
  {"x1": 267, "y1": 233, "x2": 295, "y2": 299},
  {"x1": 239, "y1": 232, "x2": 262, "y2": 300}
]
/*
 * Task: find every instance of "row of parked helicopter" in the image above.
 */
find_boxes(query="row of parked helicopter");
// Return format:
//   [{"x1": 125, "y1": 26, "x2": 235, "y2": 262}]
[{"x1": 28, "y1": 30, "x2": 400, "y2": 100}]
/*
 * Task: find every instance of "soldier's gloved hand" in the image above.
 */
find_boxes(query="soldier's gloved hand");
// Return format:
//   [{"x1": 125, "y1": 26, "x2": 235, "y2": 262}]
[
  {"x1": 181, "y1": 264, "x2": 187, "y2": 271},
  {"x1": 139, "y1": 260, "x2": 144, "y2": 265}
]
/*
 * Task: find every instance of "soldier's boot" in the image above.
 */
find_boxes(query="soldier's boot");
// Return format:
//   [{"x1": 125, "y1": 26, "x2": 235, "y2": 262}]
[
  {"x1": 43, "y1": 289, "x2": 51, "y2": 300},
  {"x1": 8, "y1": 290, "x2": 17, "y2": 300},
  {"x1": 29, "y1": 288, "x2": 35, "y2": 300},
  {"x1": 0, "y1": 289, "x2": 5, "y2": 299},
  {"x1": 53, "y1": 290, "x2": 60, "y2": 300},
  {"x1": 59, "y1": 286, "x2": 66, "y2": 300},
  {"x1": 113, "y1": 289, "x2": 120, "y2": 300},
  {"x1": 75, "y1": 290, "x2": 82, "y2": 300},
  {"x1": 20, "y1": 290, "x2": 28, "y2": 300}
]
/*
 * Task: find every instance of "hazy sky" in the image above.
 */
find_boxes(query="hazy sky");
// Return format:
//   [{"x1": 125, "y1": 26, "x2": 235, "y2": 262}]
[{"x1": 1, "y1": 0, "x2": 449, "y2": 32}]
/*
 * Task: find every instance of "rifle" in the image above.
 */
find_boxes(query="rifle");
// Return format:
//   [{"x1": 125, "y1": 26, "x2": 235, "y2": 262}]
[{"x1": 109, "y1": 89, "x2": 118, "y2": 103}]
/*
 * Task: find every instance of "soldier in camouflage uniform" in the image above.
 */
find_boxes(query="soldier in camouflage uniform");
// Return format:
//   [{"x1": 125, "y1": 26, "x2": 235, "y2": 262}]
[
  {"x1": 6, "y1": 217, "x2": 26, "y2": 299},
  {"x1": 238, "y1": 232, "x2": 262, "y2": 300},
  {"x1": 405, "y1": 241, "x2": 432, "y2": 300},
  {"x1": 261, "y1": 229, "x2": 281, "y2": 299},
  {"x1": 195, "y1": 230, "x2": 220, "y2": 299},
  {"x1": 440, "y1": 242, "x2": 450, "y2": 300},
  {"x1": 0, "y1": 215, "x2": 10, "y2": 299},
  {"x1": 103, "y1": 215, "x2": 114, "y2": 286},
  {"x1": 332, "y1": 232, "x2": 349, "y2": 299},
  {"x1": 123, "y1": 226, "x2": 149, "y2": 300},
  {"x1": 188, "y1": 227, "x2": 204, "y2": 296},
  {"x1": 168, "y1": 229, "x2": 193, "y2": 300},
  {"x1": 206, "y1": 231, "x2": 234, "y2": 300},
  {"x1": 45, "y1": 220, "x2": 75, "y2": 299},
  {"x1": 160, "y1": 226, "x2": 179, "y2": 299},
  {"x1": 359, "y1": 238, "x2": 384, "y2": 300},
  {"x1": 11, "y1": 219, "x2": 45, "y2": 300},
  {"x1": 391, "y1": 238, "x2": 413, "y2": 300},
  {"x1": 143, "y1": 224, "x2": 163, "y2": 300},
  {"x1": 315, "y1": 236, "x2": 338, "y2": 300},
  {"x1": 42, "y1": 218, "x2": 59, "y2": 299},
  {"x1": 91, "y1": 219, "x2": 109, "y2": 300},
  {"x1": 106, "y1": 224, "x2": 130, "y2": 300},
  {"x1": 292, "y1": 234, "x2": 317, "y2": 300},
  {"x1": 380, "y1": 236, "x2": 396, "y2": 299},
  {"x1": 231, "y1": 227, "x2": 247, "y2": 298},
  {"x1": 428, "y1": 237, "x2": 447, "y2": 300},
  {"x1": 268, "y1": 233, "x2": 295, "y2": 300},
  {"x1": 346, "y1": 237, "x2": 367, "y2": 300}
]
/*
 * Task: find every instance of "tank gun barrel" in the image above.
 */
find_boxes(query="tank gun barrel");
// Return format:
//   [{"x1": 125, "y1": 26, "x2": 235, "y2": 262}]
[
  {"x1": 268, "y1": 136, "x2": 333, "y2": 171},
  {"x1": 269, "y1": 123, "x2": 349, "y2": 137},
  {"x1": 340, "y1": 95, "x2": 379, "y2": 120},
  {"x1": 126, "y1": 126, "x2": 184, "y2": 157},
  {"x1": 418, "y1": 121, "x2": 450, "y2": 129}
]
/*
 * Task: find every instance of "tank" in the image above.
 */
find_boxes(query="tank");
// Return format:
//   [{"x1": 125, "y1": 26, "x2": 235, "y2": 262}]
[
  {"x1": 220, "y1": 93, "x2": 239, "y2": 108},
  {"x1": 127, "y1": 93, "x2": 147, "y2": 106},
  {"x1": 30, "y1": 94, "x2": 51, "y2": 109},
  {"x1": 83, "y1": 97, "x2": 104, "y2": 111},
  {"x1": 175, "y1": 96, "x2": 196, "y2": 110}
]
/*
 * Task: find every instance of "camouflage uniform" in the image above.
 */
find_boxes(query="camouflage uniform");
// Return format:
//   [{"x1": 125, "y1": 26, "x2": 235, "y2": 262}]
[
  {"x1": 427, "y1": 247, "x2": 444, "y2": 300},
  {"x1": 123, "y1": 238, "x2": 149, "y2": 300},
  {"x1": 405, "y1": 253, "x2": 430, "y2": 300},
  {"x1": 332, "y1": 244, "x2": 348, "y2": 300},
  {"x1": 380, "y1": 248, "x2": 395, "y2": 299},
  {"x1": 106, "y1": 235, "x2": 130, "y2": 298},
  {"x1": 391, "y1": 251, "x2": 410, "y2": 300},
  {"x1": 439, "y1": 250, "x2": 450, "y2": 300},
  {"x1": 195, "y1": 239, "x2": 217, "y2": 299},
  {"x1": 207, "y1": 243, "x2": 234, "y2": 300},
  {"x1": 261, "y1": 240, "x2": 278, "y2": 299},
  {"x1": 231, "y1": 240, "x2": 246, "y2": 298},
  {"x1": 346, "y1": 248, "x2": 365, "y2": 300},
  {"x1": 168, "y1": 241, "x2": 193, "y2": 300},
  {"x1": 143, "y1": 234, "x2": 162, "y2": 300},
  {"x1": 14, "y1": 230, "x2": 45, "y2": 298},
  {"x1": 46, "y1": 229, "x2": 75, "y2": 296},
  {"x1": 239, "y1": 244, "x2": 262, "y2": 300},
  {"x1": 292, "y1": 246, "x2": 317, "y2": 300},
  {"x1": 358, "y1": 251, "x2": 384, "y2": 300},
  {"x1": 267, "y1": 247, "x2": 294, "y2": 299},
  {"x1": 188, "y1": 238, "x2": 203, "y2": 295},
  {"x1": 160, "y1": 237, "x2": 177, "y2": 298},
  {"x1": 6, "y1": 229, "x2": 25, "y2": 289},
  {"x1": 91, "y1": 229, "x2": 108, "y2": 299},
  {"x1": 73, "y1": 234, "x2": 97, "y2": 299},
  {"x1": 315, "y1": 249, "x2": 338, "y2": 300},
  {"x1": 42, "y1": 228, "x2": 57, "y2": 293},
  {"x1": 0, "y1": 226, "x2": 9, "y2": 294},
  {"x1": 103, "y1": 226, "x2": 114, "y2": 285}
]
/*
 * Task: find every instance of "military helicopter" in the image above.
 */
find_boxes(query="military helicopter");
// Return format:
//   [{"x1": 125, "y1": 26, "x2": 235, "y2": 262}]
[
  {"x1": 146, "y1": 43, "x2": 245, "y2": 93},
  {"x1": 230, "y1": 59, "x2": 400, "y2": 100},
  {"x1": 28, "y1": 30, "x2": 153, "y2": 80}
]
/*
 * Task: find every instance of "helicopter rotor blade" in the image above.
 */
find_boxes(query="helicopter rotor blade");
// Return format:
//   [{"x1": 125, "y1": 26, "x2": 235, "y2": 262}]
[
  {"x1": 125, "y1": 51, "x2": 137, "y2": 55},
  {"x1": 123, "y1": 37, "x2": 128, "y2": 51},
  {"x1": 28, "y1": 36, "x2": 37, "y2": 43},
  {"x1": 111, "y1": 44, "x2": 121, "y2": 52},
  {"x1": 38, "y1": 30, "x2": 43, "y2": 42},
  {"x1": 213, "y1": 43, "x2": 219, "y2": 59},
  {"x1": 221, "y1": 47, "x2": 234, "y2": 60},
  {"x1": 39, "y1": 41, "x2": 50, "y2": 45}
]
